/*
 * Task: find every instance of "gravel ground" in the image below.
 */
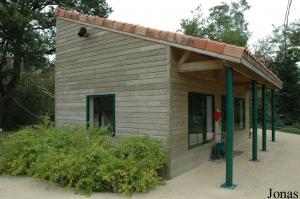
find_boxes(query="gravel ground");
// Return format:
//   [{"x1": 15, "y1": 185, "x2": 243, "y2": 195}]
[{"x1": 0, "y1": 130, "x2": 299, "y2": 199}]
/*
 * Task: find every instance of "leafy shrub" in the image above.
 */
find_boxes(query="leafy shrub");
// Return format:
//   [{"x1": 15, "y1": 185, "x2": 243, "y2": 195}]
[{"x1": 0, "y1": 125, "x2": 167, "y2": 194}]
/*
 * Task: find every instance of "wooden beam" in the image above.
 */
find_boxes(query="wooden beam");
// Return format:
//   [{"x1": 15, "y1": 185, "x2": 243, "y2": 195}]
[
  {"x1": 233, "y1": 81, "x2": 251, "y2": 86},
  {"x1": 178, "y1": 51, "x2": 191, "y2": 65},
  {"x1": 178, "y1": 60, "x2": 224, "y2": 72},
  {"x1": 182, "y1": 72, "x2": 218, "y2": 82}
]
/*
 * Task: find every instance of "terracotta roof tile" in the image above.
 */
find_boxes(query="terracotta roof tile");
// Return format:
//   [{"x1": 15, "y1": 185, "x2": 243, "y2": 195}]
[
  {"x1": 146, "y1": 28, "x2": 161, "y2": 39},
  {"x1": 175, "y1": 34, "x2": 191, "y2": 45},
  {"x1": 103, "y1": 19, "x2": 114, "y2": 28},
  {"x1": 134, "y1": 25, "x2": 147, "y2": 36},
  {"x1": 54, "y1": 7, "x2": 282, "y2": 87},
  {"x1": 72, "y1": 12, "x2": 80, "y2": 20},
  {"x1": 205, "y1": 40, "x2": 225, "y2": 54},
  {"x1": 159, "y1": 31, "x2": 170, "y2": 41},
  {"x1": 79, "y1": 13, "x2": 87, "y2": 22},
  {"x1": 223, "y1": 44, "x2": 245, "y2": 58},
  {"x1": 122, "y1": 23, "x2": 136, "y2": 33},
  {"x1": 86, "y1": 16, "x2": 95, "y2": 24},
  {"x1": 57, "y1": 9, "x2": 65, "y2": 17},
  {"x1": 112, "y1": 21, "x2": 125, "y2": 30},
  {"x1": 94, "y1": 17, "x2": 104, "y2": 26},
  {"x1": 167, "y1": 32, "x2": 176, "y2": 43},
  {"x1": 190, "y1": 37, "x2": 207, "y2": 49},
  {"x1": 64, "y1": 11, "x2": 73, "y2": 19}
]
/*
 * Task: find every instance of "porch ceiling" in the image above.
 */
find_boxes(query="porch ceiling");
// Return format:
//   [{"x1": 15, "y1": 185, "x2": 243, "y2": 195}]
[{"x1": 175, "y1": 48, "x2": 282, "y2": 90}]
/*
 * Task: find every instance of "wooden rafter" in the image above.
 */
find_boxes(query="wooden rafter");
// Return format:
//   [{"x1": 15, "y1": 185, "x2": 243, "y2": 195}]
[
  {"x1": 178, "y1": 51, "x2": 191, "y2": 65},
  {"x1": 178, "y1": 60, "x2": 224, "y2": 72}
]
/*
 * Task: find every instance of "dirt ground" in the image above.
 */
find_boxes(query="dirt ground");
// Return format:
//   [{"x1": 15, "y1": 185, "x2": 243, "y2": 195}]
[{"x1": 0, "y1": 130, "x2": 299, "y2": 199}]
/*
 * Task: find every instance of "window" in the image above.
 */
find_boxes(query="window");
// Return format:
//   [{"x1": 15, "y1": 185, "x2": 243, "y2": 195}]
[
  {"x1": 234, "y1": 98, "x2": 245, "y2": 130},
  {"x1": 86, "y1": 94, "x2": 115, "y2": 133},
  {"x1": 221, "y1": 96, "x2": 245, "y2": 131},
  {"x1": 188, "y1": 92, "x2": 214, "y2": 149},
  {"x1": 221, "y1": 95, "x2": 226, "y2": 132}
]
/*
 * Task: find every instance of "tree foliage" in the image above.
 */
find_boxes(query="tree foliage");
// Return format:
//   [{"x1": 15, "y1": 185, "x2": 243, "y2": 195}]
[
  {"x1": 0, "y1": 0, "x2": 112, "y2": 130},
  {"x1": 179, "y1": 0, "x2": 250, "y2": 47},
  {"x1": 254, "y1": 20, "x2": 300, "y2": 124}
]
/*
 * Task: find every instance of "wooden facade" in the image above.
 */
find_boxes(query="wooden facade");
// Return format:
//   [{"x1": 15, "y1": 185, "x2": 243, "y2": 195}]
[
  {"x1": 56, "y1": 19, "x2": 169, "y2": 145},
  {"x1": 55, "y1": 11, "x2": 281, "y2": 179}
]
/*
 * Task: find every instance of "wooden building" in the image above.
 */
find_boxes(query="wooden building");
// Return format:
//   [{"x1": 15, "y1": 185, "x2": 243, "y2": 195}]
[{"x1": 54, "y1": 8, "x2": 282, "y2": 188}]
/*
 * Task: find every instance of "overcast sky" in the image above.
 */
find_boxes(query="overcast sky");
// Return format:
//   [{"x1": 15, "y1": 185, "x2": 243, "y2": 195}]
[{"x1": 106, "y1": 0, "x2": 299, "y2": 48}]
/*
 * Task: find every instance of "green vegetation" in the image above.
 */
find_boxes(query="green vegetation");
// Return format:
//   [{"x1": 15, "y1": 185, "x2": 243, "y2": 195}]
[
  {"x1": 0, "y1": 0, "x2": 113, "y2": 130},
  {"x1": 179, "y1": 0, "x2": 250, "y2": 46},
  {"x1": 277, "y1": 125, "x2": 300, "y2": 135},
  {"x1": 180, "y1": 0, "x2": 300, "y2": 129},
  {"x1": 0, "y1": 123, "x2": 167, "y2": 195},
  {"x1": 254, "y1": 21, "x2": 300, "y2": 127}
]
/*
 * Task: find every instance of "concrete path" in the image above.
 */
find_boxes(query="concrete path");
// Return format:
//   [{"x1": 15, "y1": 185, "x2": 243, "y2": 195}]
[{"x1": 1, "y1": 130, "x2": 299, "y2": 199}]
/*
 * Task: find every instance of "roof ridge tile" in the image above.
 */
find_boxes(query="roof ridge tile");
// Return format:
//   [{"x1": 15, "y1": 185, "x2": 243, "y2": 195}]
[{"x1": 54, "y1": 7, "x2": 282, "y2": 87}]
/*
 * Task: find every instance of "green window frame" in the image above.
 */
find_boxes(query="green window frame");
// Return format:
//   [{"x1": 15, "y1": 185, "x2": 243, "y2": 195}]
[
  {"x1": 188, "y1": 92, "x2": 215, "y2": 149},
  {"x1": 221, "y1": 96, "x2": 245, "y2": 131},
  {"x1": 86, "y1": 94, "x2": 116, "y2": 136}
]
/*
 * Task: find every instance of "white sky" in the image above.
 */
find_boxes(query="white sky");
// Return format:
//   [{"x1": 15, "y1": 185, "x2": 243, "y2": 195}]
[{"x1": 106, "y1": 0, "x2": 300, "y2": 48}]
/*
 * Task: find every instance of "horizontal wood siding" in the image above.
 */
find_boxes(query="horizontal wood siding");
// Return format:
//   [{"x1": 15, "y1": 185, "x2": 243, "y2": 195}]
[
  {"x1": 169, "y1": 48, "x2": 250, "y2": 177},
  {"x1": 55, "y1": 18, "x2": 169, "y2": 142}
]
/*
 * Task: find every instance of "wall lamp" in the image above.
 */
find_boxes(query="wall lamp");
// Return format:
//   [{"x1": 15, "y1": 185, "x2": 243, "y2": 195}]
[{"x1": 78, "y1": 27, "x2": 89, "y2": 37}]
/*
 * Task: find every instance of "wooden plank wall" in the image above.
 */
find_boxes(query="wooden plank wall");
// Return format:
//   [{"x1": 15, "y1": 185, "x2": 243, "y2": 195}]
[
  {"x1": 168, "y1": 47, "x2": 250, "y2": 177},
  {"x1": 55, "y1": 18, "x2": 169, "y2": 143}
]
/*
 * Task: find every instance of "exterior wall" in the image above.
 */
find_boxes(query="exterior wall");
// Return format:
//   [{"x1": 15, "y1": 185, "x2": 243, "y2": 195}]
[
  {"x1": 55, "y1": 18, "x2": 169, "y2": 143},
  {"x1": 168, "y1": 48, "x2": 250, "y2": 177},
  {"x1": 55, "y1": 18, "x2": 252, "y2": 178}
]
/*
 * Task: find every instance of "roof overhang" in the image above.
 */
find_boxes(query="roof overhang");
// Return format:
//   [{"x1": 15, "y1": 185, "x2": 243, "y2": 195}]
[{"x1": 55, "y1": 8, "x2": 283, "y2": 89}]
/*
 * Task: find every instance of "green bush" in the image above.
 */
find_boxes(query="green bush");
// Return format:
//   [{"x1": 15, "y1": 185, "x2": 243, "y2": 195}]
[{"x1": 0, "y1": 125, "x2": 167, "y2": 194}]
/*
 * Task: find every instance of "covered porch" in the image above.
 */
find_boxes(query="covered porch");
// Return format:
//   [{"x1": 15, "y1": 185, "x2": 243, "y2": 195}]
[{"x1": 170, "y1": 46, "x2": 283, "y2": 188}]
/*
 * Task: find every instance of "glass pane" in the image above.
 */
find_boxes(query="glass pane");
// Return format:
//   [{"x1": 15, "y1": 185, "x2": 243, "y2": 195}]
[
  {"x1": 199, "y1": 95, "x2": 207, "y2": 133},
  {"x1": 188, "y1": 93, "x2": 214, "y2": 146},
  {"x1": 94, "y1": 113, "x2": 100, "y2": 127},
  {"x1": 239, "y1": 100, "x2": 244, "y2": 129},
  {"x1": 241, "y1": 99, "x2": 245, "y2": 129},
  {"x1": 92, "y1": 96, "x2": 114, "y2": 129},
  {"x1": 233, "y1": 98, "x2": 245, "y2": 130},
  {"x1": 207, "y1": 96, "x2": 213, "y2": 133}
]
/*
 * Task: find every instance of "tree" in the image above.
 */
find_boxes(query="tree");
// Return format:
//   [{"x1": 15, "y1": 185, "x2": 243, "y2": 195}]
[
  {"x1": 0, "y1": 0, "x2": 113, "y2": 129},
  {"x1": 254, "y1": 21, "x2": 300, "y2": 125},
  {"x1": 179, "y1": 0, "x2": 251, "y2": 47}
]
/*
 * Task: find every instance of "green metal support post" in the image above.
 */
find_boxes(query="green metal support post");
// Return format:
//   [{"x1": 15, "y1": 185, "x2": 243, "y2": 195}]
[
  {"x1": 221, "y1": 67, "x2": 236, "y2": 189},
  {"x1": 271, "y1": 89, "x2": 276, "y2": 142},
  {"x1": 251, "y1": 80, "x2": 258, "y2": 161},
  {"x1": 262, "y1": 85, "x2": 267, "y2": 151}
]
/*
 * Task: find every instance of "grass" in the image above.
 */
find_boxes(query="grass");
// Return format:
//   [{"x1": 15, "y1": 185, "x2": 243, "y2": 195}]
[
  {"x1": 258, "y1": 123, "x2": 300, "y2": 135},
  {"x1": 277, "y1": 126, "x2": 300, "y2": 135}
]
